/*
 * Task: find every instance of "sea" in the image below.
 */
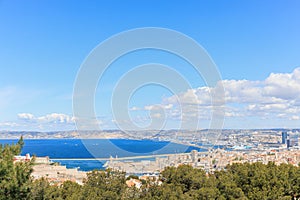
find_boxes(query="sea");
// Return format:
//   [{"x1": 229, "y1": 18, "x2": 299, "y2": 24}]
[{"x1": 0, "y1": 139, "x2": 205, "y2": 171}]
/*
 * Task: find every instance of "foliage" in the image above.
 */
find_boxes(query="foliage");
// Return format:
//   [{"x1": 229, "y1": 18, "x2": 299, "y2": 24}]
[{"x1": 0, "y1": 136, "x2": 34, "y2": 200}]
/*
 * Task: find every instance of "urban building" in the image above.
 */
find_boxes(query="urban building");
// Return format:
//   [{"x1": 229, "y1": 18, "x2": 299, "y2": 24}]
[{"x1": 282, "y1": 131, "x2": 288, "y2": 144}]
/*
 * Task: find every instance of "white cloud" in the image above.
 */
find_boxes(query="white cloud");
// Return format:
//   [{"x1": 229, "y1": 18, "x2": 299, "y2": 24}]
[
  {"x1": 130, "y1": 106, "x2": 140, "y2": 111},
  {"x1": 264, "y1": 68, "x2": 300, "y2": 100},
  {"x1": 18, "y1": 113, "x2": 35, "y2": 120},
  {"x1": 37, "y1": 113, "x2": 75, "y2": 124},
  {"x1": 4, "y1": 113, "x2": 114, "y2": 131},
  {"x1": 0, "y1": 122, "x2": 19, "y2": 127},
  {"x1": 2, "y1": 68, "x2": 300, "y2": 130},
  {"x1": 0, "y1": 113, "x2": 77, "y2": 131},
  {"x1": 136, "y1": 67, "x2": 300, "y2": 124},
  {"x1": 17, "y1": 113, "x2": 75, "y2": 124},
  {"x1": 290, "y1": 115, "x2": 300, "y2": 120}
]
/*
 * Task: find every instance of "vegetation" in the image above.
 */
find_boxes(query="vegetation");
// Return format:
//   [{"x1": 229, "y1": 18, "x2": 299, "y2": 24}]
[
  {"x1": 1, "y1": 138, "x2": 300, "y2": 199},
  {"x1": 0, "y1": 137, "x2": 33, "y2": 200}
]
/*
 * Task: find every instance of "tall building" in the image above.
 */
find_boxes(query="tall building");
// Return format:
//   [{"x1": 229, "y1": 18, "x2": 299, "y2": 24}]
[
  {"x1": 191, "y1": 150, "x2": 198, "y2": 163},
  {"x1": 282, "y1": 131, "x2": 288, "y2": 144},
  {"x1": 287, "y1": 139, "x2": 291, "y2": 149}
]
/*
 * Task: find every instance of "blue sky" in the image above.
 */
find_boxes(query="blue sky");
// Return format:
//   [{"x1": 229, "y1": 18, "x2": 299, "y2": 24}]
[{"x1": 0, "y1": 0, "x2": 300, "y2": 131}]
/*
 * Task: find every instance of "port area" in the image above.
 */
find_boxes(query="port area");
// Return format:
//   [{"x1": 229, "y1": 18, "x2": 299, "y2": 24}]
[
  {"x1": 104, "y1": 148, "x2": 300, "y2": 174},
  {"x1": 39, "y1": 146, "x2": 300, "y2": 177},
  {"x1": 26, "y1": 134, "x2": 300, "y2": 185}
]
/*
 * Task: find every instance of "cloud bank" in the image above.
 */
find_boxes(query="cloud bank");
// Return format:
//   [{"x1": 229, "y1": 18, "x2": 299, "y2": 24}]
[
  {"x1": 0, "y1": 113, "x2": 76, "y2": 131},
  {"x1": 1, "y1": 68, "x2": 299, "y2": 130},
  {"x1": 130, "y1": 68, "x2": 300, "y2": 127}
]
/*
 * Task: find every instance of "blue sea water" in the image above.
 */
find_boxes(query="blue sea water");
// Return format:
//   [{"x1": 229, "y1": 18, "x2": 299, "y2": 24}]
[{"x1": 0, "y1": 139, "x2": 203, "y2": 171}]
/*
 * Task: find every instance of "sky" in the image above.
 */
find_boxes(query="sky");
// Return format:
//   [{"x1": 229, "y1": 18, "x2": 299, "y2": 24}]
[{"x1": 0, "y1": 0, "x2": 300, "y2": 131}]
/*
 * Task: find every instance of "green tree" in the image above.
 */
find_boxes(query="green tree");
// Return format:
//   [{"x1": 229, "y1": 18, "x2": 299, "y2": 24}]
[
  {"x1": 60, "y1": 181, "x2": 83, "y2": 200},
  {"x1": 82, "y1": 169, "x2": 126, "y2": 200},
  {"x1": 0, "y1": 136, "x2": 33, "y2": 200},
  {"x1": 29, "y1": 178, "x2": 50, "y2": 200}
]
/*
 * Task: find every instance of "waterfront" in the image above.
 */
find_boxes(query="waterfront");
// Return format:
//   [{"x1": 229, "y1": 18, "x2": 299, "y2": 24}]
[{"x1": 0, "y1": 139, "x2": 203, "y2": 171}]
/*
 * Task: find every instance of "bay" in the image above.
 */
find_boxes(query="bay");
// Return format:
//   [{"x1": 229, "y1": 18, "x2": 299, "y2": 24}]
[{"x1": 0, "y1": 139, "x2": 203, "y2": 171}]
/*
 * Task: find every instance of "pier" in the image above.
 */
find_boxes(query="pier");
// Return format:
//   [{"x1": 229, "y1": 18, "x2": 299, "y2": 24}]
[
  {"x1": 50, "y1": 151, "x2": 210, "y2": 162},
  {"x1": 51, "y1": 152, "x2": 191, "y2": 161}
]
